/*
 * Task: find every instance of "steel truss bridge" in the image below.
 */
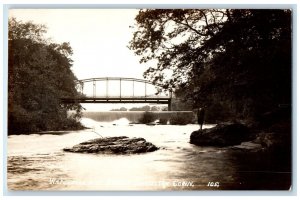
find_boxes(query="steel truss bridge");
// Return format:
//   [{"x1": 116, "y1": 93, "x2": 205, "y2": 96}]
[{"x1": 60, "y1": 77, "x2": 173, "y2": 111}]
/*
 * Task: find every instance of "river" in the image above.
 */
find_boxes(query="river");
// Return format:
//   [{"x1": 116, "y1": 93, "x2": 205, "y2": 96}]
[{"x1": 7, "y1": 117, "x2": 291, "y2": 191}]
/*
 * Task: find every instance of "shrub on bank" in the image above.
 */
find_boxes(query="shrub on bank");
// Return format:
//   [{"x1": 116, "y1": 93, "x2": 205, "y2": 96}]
[
  {"x1": 158, "y1": 117, "x2": 169, "y2": 125},
  {"x1": 138, "y1": 112, "x2": 156, "y2": 124},
  {"x1": 169, "y1": 113, "x2": 193, "y2": 125}
]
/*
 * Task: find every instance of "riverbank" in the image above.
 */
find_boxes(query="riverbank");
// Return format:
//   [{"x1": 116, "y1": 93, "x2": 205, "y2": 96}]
[
  {"x1": 8, "y1": 111, "x2": 198, "y2": 135},
  {"x1": 8, "y1": 119, "x2": 87, "y2": 136}
]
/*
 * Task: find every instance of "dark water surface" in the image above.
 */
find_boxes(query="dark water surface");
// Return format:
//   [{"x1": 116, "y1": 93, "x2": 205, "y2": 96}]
[{"x1": 7, "y1": 118, "x2": 291, "y2": 190}]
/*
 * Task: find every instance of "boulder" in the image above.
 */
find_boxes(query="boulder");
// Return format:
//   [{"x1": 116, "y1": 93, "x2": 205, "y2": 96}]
[
  {"x1": 190, "y1": 123, "x2": 250, "y2": 147},
  {"x1": 230, "y1": 141, "x2": 264, "y2": 152},
  {"x1": 63, "y1": 136, "x2": 158, "y2": 154}
]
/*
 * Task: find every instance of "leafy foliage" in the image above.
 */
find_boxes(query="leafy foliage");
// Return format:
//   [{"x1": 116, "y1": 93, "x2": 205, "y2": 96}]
[
  {"x1": 129, "y1": 9, "x2": 291, "y2": 121},
  {"x1": 8, "y1": 18, "x2": 84, "y2": 134},
  {"x1": 169, "y1": 113, "x2": 194, "y2": 125},
  {"x1": 138, "y1": 112, "x2": 156, "y2": 124},
  {"x1": 158, "y1": 117, "x2": 168, "y2": 125}
]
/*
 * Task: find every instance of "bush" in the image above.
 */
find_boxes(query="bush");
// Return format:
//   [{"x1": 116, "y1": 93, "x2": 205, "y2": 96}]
[
  {"x1": 169, "y1": 114, "x2": 193, "y2": 125},
  {"x1": 203, "y1": 102, "x2": 235, "y2": 123},
  {"x1": 138, "y1": 112, "x2": 156, "y2": 124},
  {"x1": 158, "y1": 118, "x2": 169, "y2": 125}
]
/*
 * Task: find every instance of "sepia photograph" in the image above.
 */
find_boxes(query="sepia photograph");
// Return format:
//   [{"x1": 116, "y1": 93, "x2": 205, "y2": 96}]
[{"x1": 6, "y1": 7, "x2": 292, "y2": 191}]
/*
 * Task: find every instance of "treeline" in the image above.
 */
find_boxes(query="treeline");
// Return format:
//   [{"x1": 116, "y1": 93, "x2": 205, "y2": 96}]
[
  {"x1": 110, "y1": 105, "x2": 162, "y2": 111},
  {"x1": 138, "y1": 111, "x2": 195, "y2": 125},
  {"x1": 8, "y1": 18, "x2": 84, "y2": 135},
  {"x1": 110, "y1": 98, "x2": 194, "y2": 112},
  {"x1": 130, "y1": 9, "x2": 291, "y2": 124}
]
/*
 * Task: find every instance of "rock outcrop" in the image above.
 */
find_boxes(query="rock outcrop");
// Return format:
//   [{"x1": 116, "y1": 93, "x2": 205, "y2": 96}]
[
  {"x1": 63, "y1": 136, "x2": 158, "y2": 154},
  {"x1": 230, "y1": 141, "x2": 264, "y2": 152},
  {"x1": 190, "y1": 123, "x2": 251, "y2": 147},
  {"x1": 230, "y1": 121, "x2": 291, "y2": 153}
]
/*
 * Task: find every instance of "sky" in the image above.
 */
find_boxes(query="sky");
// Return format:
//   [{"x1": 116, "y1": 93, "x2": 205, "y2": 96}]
[
  {"x1": 9, "y1": 9, "x2": 146, "y2": 79},
  {"x1": 9, "y1": 9, "x2": 163, "y2": 111}
]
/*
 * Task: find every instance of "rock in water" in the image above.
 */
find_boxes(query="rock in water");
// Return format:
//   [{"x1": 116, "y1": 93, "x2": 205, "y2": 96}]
[
  {"x1": 63, "y1": 136, "x2": 158, "y2": 154},
  {"x1": 190, "y1": 123, "x2": 250, "y2": 147},
  {"x1": 230, "y1": 141, "x2": 263, "y2": 152}
]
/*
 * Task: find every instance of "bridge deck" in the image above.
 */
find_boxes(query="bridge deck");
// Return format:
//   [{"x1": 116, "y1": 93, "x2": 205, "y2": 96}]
[{"x1": 60, "y1": 97, "x2": 171, "y2": 104}]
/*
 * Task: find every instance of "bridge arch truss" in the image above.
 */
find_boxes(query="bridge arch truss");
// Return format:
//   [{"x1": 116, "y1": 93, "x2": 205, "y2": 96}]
[{"x1": 61, "y1": 77, "x2": 173, "y2": 111}]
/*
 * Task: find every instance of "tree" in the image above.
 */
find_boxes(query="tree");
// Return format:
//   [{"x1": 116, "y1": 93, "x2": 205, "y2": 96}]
[
  {"x1": 129, "y1": 9, "x2": 291, "y2": 121},
  {"x1": 129, "y1": 105, "x2": 151, "y2": 111},
  {"x1": 150, "y1": 106, "x2": 159, "y2": 111},
  {"x1": 111, "y1": 107, "x2": 128, "y2": 111},
  {"x1": 8, "y1": 18, "x2": 83, "y2": 134}
]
